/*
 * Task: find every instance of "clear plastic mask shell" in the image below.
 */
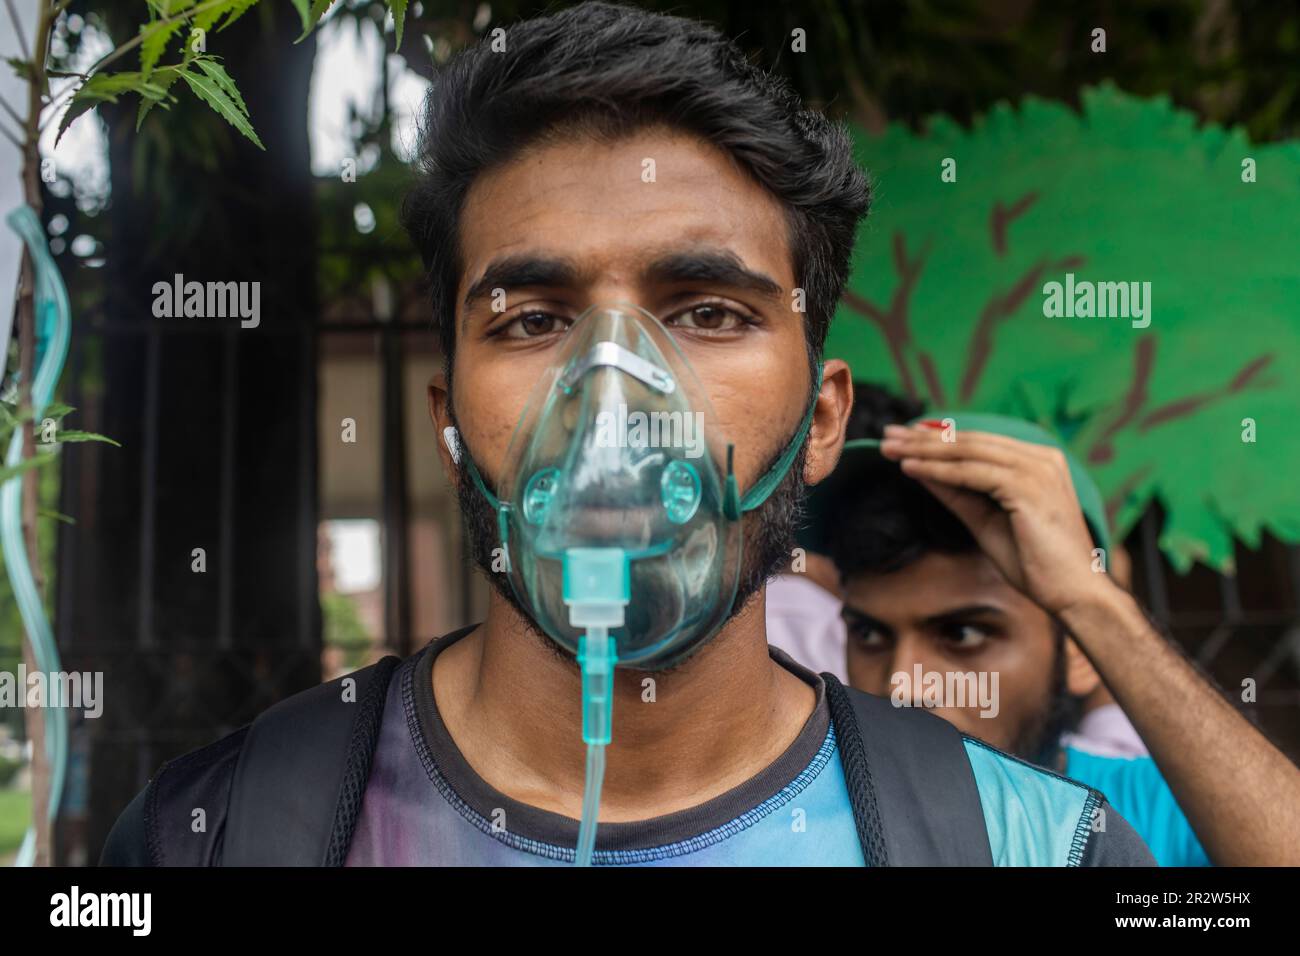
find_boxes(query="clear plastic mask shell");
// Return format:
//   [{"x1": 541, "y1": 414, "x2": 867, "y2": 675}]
[{"x1": 495, "y1": 303, "x2": 744, "y2": 668}]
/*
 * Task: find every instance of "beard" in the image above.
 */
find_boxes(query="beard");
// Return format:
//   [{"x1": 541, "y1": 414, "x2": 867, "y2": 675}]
[
  {"x1": 448, "y1": 404, "x2": 809, "y2": 668},
  {"x1": 1010, "y1": 628, "x2": 1083, "y2": 766}
]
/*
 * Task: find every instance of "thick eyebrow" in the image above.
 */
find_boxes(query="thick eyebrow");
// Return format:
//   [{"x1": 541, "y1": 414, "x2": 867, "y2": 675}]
[
  {"x1": 462, "y1": 253, "x2": 581, "y2": 320},
  {"x1": 921, "y1": 604, "x2": 1007, "y2": 628},
  {"x1": 841, "y1": 605, "x2": 893, "y2": 638},
  {"x1": 645, "y1": 249, "x2": 783, "y2": 299},
  {"x1": 459, "y1": 247, "x2": 783, "y2": 332},
  {"x1": 841, "y1": 602, "x2": 1007, "y2": 635}
]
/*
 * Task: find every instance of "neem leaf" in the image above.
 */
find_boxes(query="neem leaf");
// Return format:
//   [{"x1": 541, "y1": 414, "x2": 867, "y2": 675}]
[
  {"x1": 57, "y1": 71, "x2": 169, "y2": 145},
  {"x1": 139, "y1": 18, "x2": 187, "y2": 79},
  {"x1": 39, "y1": 402, "x2": 75, "y2": 421},
  {"x1": 0, "y1": 454, "x2": 58, "y2": 486},
  {"x1": 193, "y1": 58, "x2": 249, "y2": 118},
  {"x1": 179, "y1": 65, "x2": 264, "y2": 149},
  {"x1": 37, "y1": 508, "x2": 76, "y2": 526},
  {"x1": 293, "y1": 0, "x2": 334, "y2": 42},
  {"x1": 288, "y1": 0, "x2": 311, "y2": 32},
  {"x1": 48, "y1": 430, "x2": 123, "y2": 447},
  {"x1": 55, "y1": 99, "x2": 98, "y2": 146},
  {"x1": 390, "y1": 0, "x2": 408, "y2": 48},
  {"x1": 217, "y1": 0, "x2": 260, "y2": 32},
  {"x1": 136, "y1": 68, "x2": 181, "y2": 131},
  {"x1": 6, "y1": 57, "x2": 35, "y2": 81},
  {"x1": 191, "y1": 0, "x2": 258, "y2": 33}
]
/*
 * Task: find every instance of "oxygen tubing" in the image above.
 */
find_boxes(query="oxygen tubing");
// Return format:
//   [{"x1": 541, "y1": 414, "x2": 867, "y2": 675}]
[
  {"x1": 575, "y1": 628, "x2": 615, "y2": 866},
  {"x1": 4, "y1": 205, "x2": 72, "y2": 867}
]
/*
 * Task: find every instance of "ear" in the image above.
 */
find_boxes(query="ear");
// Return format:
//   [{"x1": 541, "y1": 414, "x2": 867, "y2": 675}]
[
  {"x1": 427, "y1": 369, "x2": 459, "y2": 488},
  {"x1": 804, "y1": 358, "x2": 853, "y2": 487},
  {"x1": 1064, "y1": 636, "x2": 1102, "y2": 698}
]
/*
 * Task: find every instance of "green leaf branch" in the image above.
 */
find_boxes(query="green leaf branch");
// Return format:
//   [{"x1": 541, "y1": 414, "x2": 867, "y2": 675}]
[{"x1": 35, "y1": 1, "x2": 411, "y2": 152}]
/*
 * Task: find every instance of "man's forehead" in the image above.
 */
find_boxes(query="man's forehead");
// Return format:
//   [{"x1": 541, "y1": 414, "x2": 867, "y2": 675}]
[
  {"x1": 845, "y1": 553, "x2": 1019, "y2": 613},
  {"x1": 463, "y1": 127, "x2": 766, "y2": 211},
  {"x1": 455, "y1": 131, "x2": 794, "y2": 293}
]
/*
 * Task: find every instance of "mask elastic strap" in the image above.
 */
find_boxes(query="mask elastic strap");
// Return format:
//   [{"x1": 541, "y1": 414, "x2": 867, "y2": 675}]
[
  {"x1": 461, "y1": 445, "x2": 515, "y2": 570},
  {"x1": 724, "y1": 361, "x2": 824, "y2": 519}
]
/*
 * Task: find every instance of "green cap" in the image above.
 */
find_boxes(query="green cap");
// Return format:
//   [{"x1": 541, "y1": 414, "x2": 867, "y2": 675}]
[{"x1": 801, "y1": 410, "x2": 1112, "y2": 555}]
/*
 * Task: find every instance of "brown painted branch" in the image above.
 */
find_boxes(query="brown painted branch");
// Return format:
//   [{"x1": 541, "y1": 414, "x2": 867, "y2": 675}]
[
  {"x1": 843, "y1": 290, "x2": 919, "y2": 400},
  {"x1": 1227, "y1": 355, "x2": 1275, "y2": 391},
  {"x1": 840, "y1": 232, "x2": 933, "y2": 401},
  {"x1": 1087, "y1": 336, "x2": 1156, "y2": 465},
  {"x1": 958, "y1": 254, "x2": 1084, "y2": 403},
  {"x1": 1104, "y1": 464, "x2": 1154, "y2": 530},
  {"x1": 990, "y1": 191, "x2": 1039, "y2": 257},
  {"x1": 1138, "y1": 354, "x2": 1276, "y2": 431},
  {"x1": 917, "y1": 352, "x2": 948, "y2": 407},
  {"x1": 841, "y1": 288, "x2": 887, "y2": 326}
]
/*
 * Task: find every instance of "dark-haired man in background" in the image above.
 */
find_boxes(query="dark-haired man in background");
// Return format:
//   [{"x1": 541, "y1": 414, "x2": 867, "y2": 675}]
[
  {"x1": 774, "y1": 385, "x2": 1148, "y2": 753},
  {"x1": 816, "y1": 395, "x2": 1300, "y2": 865},
  {"x1": 103, "y1": 2, "x2": 1153, "y2": 867}
]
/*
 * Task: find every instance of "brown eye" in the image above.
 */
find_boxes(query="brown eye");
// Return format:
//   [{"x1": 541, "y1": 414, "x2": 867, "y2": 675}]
[
  {"x1": 499, "y1": 311, "x2": 571, "y2": 339},
  {"x1": 665, "y1": 303, "x2": 747, "y2": 334},
  {"x1": 943, "y1": 624, "x2": 991, "y2": 650},
  {"x1": 846, "y1": 621, "x2": 889, "y2": 649},
  {"x1": 520, "y1": 312, "x2": 558, "y2": 335},
  {"x1": 688, "y1": 305, "x2": 728, "y2": 329}
]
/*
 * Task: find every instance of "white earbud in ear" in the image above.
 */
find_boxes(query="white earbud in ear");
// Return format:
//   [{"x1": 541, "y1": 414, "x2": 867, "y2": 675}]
[{"x1": 442, "y1": 425, "x2": 462, "y2": 465}]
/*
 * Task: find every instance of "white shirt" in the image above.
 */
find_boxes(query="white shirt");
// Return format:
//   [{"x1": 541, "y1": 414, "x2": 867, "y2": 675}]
[
  {"x1": 1062, "y1": 703, "x2": 1150, "y2": 758},
  {"x1": 764, "y1": 574, "x2": 847, "y2": 682}
]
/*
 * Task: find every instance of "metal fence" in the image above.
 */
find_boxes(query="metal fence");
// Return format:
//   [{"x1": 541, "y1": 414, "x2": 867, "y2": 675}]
[{"x1": 45, "y1": 307, "x2": 1300, "y2": 863}]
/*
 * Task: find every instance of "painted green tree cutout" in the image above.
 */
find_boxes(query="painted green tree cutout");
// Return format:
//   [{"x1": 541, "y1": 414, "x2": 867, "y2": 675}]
[{"x1": 828, "y1": 84, "x2": 1300, "y2": 574}]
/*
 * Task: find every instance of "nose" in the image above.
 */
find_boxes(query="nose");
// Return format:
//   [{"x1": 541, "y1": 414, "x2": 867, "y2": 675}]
[{"x1": 885, "y1": 634, "x2": 929, "y2": 707}]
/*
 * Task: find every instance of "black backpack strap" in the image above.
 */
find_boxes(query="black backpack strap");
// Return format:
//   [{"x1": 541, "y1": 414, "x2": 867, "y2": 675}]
[
  {"x1": 221, "y1": 655, "x2": 401, "y2": 866},
  {"x1": 121, "y1": 724, "x2": 250, "y2": 865},
  {"x1": 824, "y1": 673, "x2": 994, "y2": 866}
]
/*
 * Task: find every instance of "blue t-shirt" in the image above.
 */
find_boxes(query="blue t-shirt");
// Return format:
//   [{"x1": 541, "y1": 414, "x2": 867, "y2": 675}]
[
  {"x1": 347, "y1": 642, "x2": 865, "y2": 866},
  {"x1": 345, "y1": 636, "x2": 1152, "y2": 866},
  {"x1": 1064, "y1": 746, "x2": 1211, "y2": 866}
]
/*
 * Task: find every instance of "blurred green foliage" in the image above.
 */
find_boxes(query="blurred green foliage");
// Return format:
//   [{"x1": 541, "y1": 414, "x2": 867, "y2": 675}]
[
  {"x1": 321, "y1": 590, "x2": 373, "y2": 670},
  {"x1": 0, "y1": 789, "x2": 32, "y2": 859}
]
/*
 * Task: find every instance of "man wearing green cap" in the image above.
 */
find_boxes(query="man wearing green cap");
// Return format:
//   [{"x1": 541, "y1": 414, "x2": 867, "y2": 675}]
[{"x1": 817, "y1": 403, "x2": 1300, "y2": 866}]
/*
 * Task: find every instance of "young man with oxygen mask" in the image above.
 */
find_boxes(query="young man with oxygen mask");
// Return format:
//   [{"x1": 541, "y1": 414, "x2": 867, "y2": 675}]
[{"x1": 101, "y1": 1, "x2": 1154, "y2": 867}]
